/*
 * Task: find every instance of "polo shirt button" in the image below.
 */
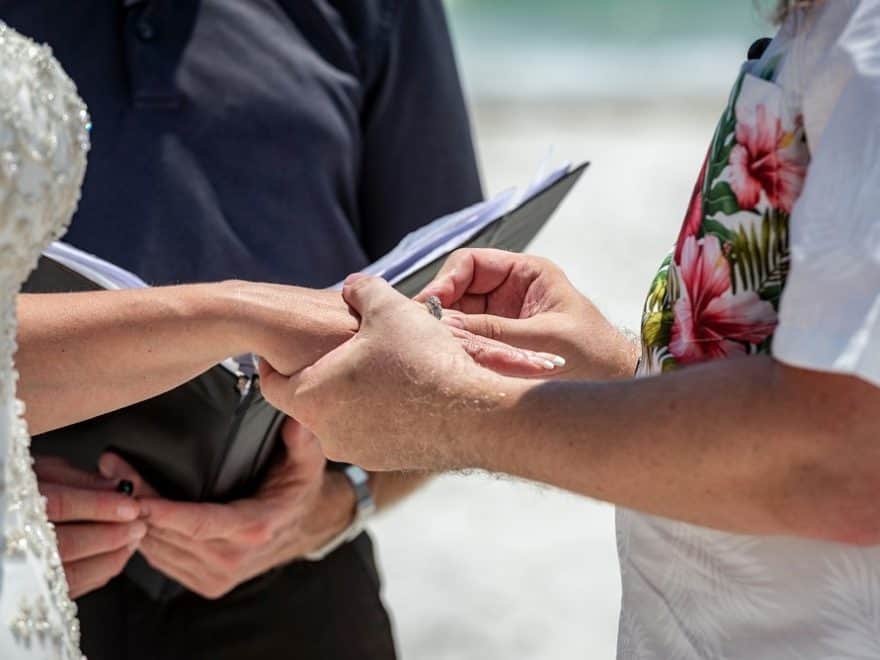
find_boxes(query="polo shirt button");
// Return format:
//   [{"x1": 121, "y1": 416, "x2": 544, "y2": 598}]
[{"x1": 136, "y1": 19, "x2": 157, "y2": 42}]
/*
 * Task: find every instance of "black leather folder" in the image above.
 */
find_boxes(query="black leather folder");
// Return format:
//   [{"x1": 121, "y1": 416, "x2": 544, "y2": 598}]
[{"x1": 23, "y1": 161, "x2": 586, "y2": 600}]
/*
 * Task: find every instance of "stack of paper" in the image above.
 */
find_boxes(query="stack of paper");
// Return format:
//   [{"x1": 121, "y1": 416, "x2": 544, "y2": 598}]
[
  {"x1": 348, "y1": 160, "x2": 572, "y2": 289},
  {"x1": 43, "y1": 158, "x2": 580, "y2": 294}
]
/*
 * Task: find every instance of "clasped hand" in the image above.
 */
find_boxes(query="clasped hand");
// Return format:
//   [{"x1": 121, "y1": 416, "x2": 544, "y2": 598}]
[
  {"x1": 37, "y1": 418, "x2": 351, "y2": 600},
  {"x1": 36, "y1": 250, "x2": 627, "y2": 599},
  {"x1": 258, "y1": 249, "x2": 640, "y2": 471}
]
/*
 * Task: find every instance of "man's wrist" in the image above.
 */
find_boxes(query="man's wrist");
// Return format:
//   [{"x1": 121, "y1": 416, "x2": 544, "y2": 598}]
[
  {"x1": 306, "y1": 470, "x2": 359, "y2": 549},
  {"x1": 444, "y1": 371, "x2": 530, "y2": 473}
]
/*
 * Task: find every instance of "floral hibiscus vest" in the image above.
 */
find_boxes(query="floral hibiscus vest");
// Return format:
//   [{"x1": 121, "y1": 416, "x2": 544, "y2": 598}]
[
  {"x1": 637, "y1": 56, "x2": 808, "y2": 374},
  {"x1": 614, "y1": 41, "x2": 847, "y2": 660}
]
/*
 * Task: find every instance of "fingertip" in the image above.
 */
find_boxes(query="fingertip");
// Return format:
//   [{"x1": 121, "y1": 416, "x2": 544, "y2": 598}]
[
  {"x1": 342, "y1": 274, "x2": 392, "y2": 314},
  {"x1": 343, "y1": 272, "x2": 369, "y2": 287},
  {"x1": 97, "y1": 453, "x2": 120, "y2": 480},
  {"x1": 441, "y1": 312, "x2": 465, "y2": 330},
  {"x1": 116, "y1": 501, "x2": 141, "y2": 521},
  {"x1": 130, "y1": 520, "x2": 147, "y2": 541},
  {"x1": 414, "y1": 282, "x2": 441, "y2": 303},
  {"x1": 256, "y1": 356, "x2": 274, "y2": 380}
]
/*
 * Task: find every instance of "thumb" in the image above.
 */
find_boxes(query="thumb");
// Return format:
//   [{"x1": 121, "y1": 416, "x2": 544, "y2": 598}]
[{"x1": 341, "y1": 274, "x2": 405, "y2": 324}]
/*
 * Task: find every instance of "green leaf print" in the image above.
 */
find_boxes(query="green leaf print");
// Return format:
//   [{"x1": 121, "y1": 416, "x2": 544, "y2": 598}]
[
  {"x1": 642, "y1": 309, "x2": 675, "y2": 350},
  {"x1": 640, "y1": 253, "x2": 676, "y2": 354},
  {"x1": 727, "y1": 210, "x2": 789, "y2": 306},
  {"x1": 703, "y1": 73, "x2": 745, "y2": 199},
  {"x1": 704, "y1": 181, "x2": 740, "y2": 217},
  {"x1": 701, "y1": 218, "x2": 735, "y2": 244}
]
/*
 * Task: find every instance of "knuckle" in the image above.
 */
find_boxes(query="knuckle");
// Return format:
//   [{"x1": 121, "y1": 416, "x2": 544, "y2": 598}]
[
  {"x1": 485, "y1": 318, "x2": 505, "y2": 342},
  {"x1": 216, "y1": 549, "x2": 244, "y2": 573},
  {"x1": 465, "y1": 337, "x2": 487, "y2": 360},
  {"x1": 244, "y1": 521, "x2": 273, "y2": 546},
  {"x1": 187, "y1": 515, "x2": 212, "y2": 541}
]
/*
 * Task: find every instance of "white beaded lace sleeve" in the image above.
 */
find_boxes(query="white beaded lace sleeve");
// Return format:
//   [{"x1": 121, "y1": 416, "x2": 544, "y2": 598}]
[{"x1": 0, "y1": 21, "x2": 90, "y2": 660}]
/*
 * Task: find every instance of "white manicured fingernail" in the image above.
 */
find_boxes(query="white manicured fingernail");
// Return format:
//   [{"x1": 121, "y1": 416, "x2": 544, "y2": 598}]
[
  {"x1": 536, "y1": 352, "x2": 566, "y2": 368},
  {"x1": 529, "y1": 355, "x2": 557, "y2": 370}
]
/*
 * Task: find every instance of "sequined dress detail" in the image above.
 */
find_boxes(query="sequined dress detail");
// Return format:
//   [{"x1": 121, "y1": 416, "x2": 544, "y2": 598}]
[{"x1": 0, "y1": 22, "x2": 90, "y2": 660}]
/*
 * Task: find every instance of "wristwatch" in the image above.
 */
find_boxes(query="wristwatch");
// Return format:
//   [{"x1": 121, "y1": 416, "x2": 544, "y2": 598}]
[{"x1": 304, "y1": 464, "x2": 376, "y2": 561}]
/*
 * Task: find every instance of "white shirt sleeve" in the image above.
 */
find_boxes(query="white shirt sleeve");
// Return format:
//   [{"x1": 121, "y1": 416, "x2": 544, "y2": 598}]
[{"x1": 773, "y1": 0, "x2": 880, "y2": 387}]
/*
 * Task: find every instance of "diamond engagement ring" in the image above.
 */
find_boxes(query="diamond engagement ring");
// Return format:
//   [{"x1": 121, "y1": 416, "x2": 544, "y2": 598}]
[{"x1": 424, "y1": 295, "x2": 443, "y2": 320}]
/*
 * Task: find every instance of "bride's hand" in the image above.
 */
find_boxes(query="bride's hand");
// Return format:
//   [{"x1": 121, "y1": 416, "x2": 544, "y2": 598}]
[
  {"x1": 229, "y1": 283, "x2": 359, "y2": 376},
  {"x1": 417, "y1": 249, "x2": 639, "y2": 380}
]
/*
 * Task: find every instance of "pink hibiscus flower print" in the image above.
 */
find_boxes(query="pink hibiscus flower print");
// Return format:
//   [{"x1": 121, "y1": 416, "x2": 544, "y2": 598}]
[
  {"x1": 669, "y1": 235, "x2": 777, "y2": 364},
  {"x1": 728, "y1": 104, "x2": 807, "y2": 213}
]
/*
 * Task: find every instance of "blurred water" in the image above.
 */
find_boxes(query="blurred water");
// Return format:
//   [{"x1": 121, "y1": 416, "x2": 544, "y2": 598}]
[{"x1": 447, "y1": 0, "x2": 769, "y2": 100}]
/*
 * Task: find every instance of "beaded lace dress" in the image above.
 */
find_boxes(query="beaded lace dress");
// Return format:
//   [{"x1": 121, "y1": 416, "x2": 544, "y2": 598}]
[{"x1": 0, "y1": 22, "x2": 90, "y2": 660}]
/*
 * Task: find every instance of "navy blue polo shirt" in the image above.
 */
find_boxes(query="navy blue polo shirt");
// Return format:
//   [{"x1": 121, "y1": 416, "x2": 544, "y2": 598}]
[{"x1": 1, "y1": 0, "x2": 482, "y2": 287}]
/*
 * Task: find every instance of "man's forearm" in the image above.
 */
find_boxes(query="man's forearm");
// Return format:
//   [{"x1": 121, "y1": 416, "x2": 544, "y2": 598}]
[
  {"x1": 370, "y1": 471, "x2": 430, "y2": 510},
  {"x1": 467, "y1": 355, "x2": 880, "y2": 544}
]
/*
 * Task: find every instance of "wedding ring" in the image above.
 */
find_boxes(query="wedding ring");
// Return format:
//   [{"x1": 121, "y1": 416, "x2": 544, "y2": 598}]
[{"x1": 424, "y1": 295, "x2": 443, "y2": 320}]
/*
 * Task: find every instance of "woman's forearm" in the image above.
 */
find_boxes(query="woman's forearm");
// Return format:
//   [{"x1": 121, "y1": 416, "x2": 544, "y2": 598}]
[
  {"x1": 18, "y1": 281, "x2": 356, "y2": 434},
  {"x1": 472, "y1": 356, "x2": 880, "y2": 544}
]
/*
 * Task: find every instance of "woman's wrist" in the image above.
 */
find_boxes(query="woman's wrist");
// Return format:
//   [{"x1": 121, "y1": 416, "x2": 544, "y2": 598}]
[
  {"x1": 218, "y1": 280, "x2": 358, "y2": 374},
  {"x1": 188, "y1": 280, "x2": 265, "y2": 358}
]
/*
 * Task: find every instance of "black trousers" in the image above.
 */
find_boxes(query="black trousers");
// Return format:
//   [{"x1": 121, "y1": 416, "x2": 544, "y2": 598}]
[{"x1": 76, "y1": 534, "x2": 397, "y2": 660}]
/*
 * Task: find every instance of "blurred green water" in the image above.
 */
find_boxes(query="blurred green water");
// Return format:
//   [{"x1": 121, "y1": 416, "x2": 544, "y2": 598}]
[
  {"x1": 447, "y1": 0, "x2": 768, "y2": 41},
  {"x1": 445, "y1": 1, "x2": 770, "y2": 100}
]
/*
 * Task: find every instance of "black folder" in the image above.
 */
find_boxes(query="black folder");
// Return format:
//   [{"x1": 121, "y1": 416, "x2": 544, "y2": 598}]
[{"x1": 23, "y1": 162, "x2": 587, "y2": 600}]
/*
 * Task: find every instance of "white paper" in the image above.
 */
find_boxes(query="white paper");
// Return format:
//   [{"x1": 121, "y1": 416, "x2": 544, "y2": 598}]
[
  {"x1": 45, "y1": 158, "x2": 572, "y2": 295},
  {"x1": 333, "y1": 159, "x2": 571, "y2": 289}
]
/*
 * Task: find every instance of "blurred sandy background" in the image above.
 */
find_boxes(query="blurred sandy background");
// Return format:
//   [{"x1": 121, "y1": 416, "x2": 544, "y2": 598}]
[{"x1": 371, "y1": 3, "x2": 768, "y2": 658}]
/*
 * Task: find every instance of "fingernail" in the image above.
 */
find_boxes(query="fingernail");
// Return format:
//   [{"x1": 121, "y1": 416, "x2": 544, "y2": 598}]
[
  {"x1": 529, "y1": 355, "x2": 557, "y2": 370},
  {"x1": 544, "y1": 354, "x2": 567, "y2": 368},
  {"x1": 117, "y1": 502, "x2": 139, "y2": 520},
  {"x1": 98, "y1": 454, "x2": 118, "y2": 480},
  {"x1": 344, "y1": 272, "x2": 368, "y2": 286},
  {"x1": 129, "y1": 521, "x2": 147, "y2": 541},
  {"x1": 116, "y1": 480, "x2": 134, "y2": 496}
]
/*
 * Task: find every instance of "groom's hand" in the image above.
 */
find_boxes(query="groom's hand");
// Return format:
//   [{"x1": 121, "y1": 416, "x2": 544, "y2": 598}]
[
  {"x1": 34, "y1": 456, "x2": 147, "y2": 598},
  {"x1": 417, "y1": 248, "x2": 639, "y2": 380},
  {"x1": 259, "y1": 275, "x2": 499, "y2": 472},
  {"x1": 110, "y1": 418, "x2": 355, "y2": 600}
]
